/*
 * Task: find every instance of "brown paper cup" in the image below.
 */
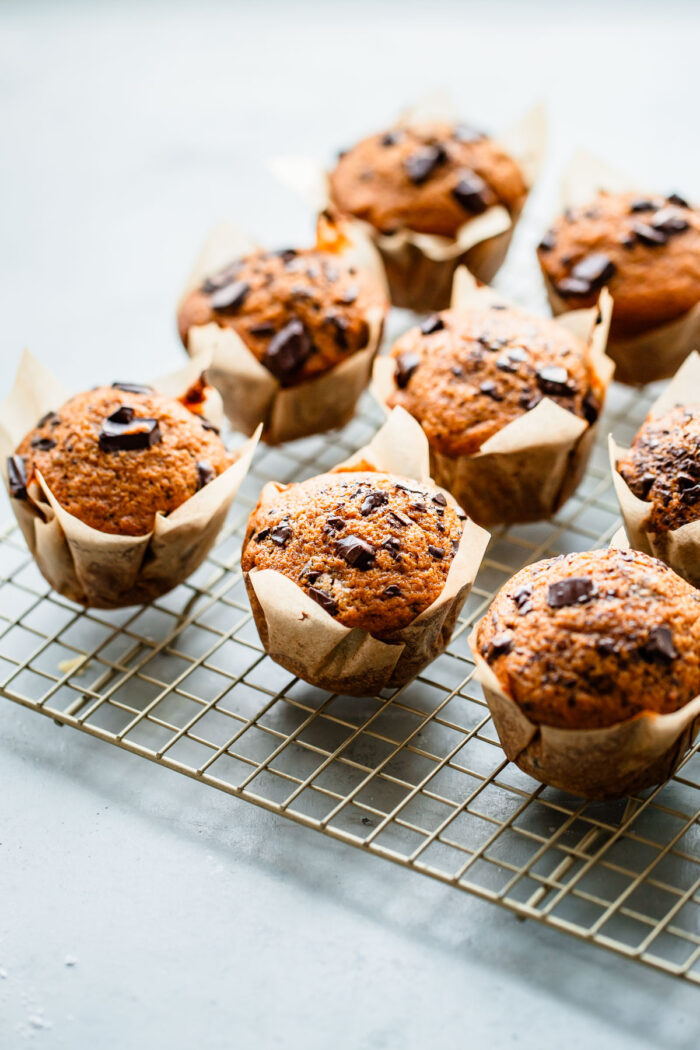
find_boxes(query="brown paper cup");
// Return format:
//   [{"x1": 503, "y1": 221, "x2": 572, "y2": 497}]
[
  {"x1": 543, "y1": 150, "x2": 700, "y2": 386},
  {"x1": 610, "y1": 351, "x2": 700, "y2": 586},
  {"x1": 273, "y1": 102, "x2": 546, "y2": 313},
  {"x1": 243, "y1": 407, "x2": 490, "y2": 696},
  {"x1": 469, "y1": 625, "x2": 700, "y2": 800},
  {"x1": 371, "y1": 269, "x2": 614, "y2": 527},
  {"x1": 0, "y1": 350, "x2": 259, "y2": 609},
  {"x1": 180, "y1": 220, "x2": 388, "y2": 445}
]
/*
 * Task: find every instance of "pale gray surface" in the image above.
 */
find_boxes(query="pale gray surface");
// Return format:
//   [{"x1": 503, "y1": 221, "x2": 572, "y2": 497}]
[{"x1": 1, "y1": 1, "x2": 699, "y2": 1046}]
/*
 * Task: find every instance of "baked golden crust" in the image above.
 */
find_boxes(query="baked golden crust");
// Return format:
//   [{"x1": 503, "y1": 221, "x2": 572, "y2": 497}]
[
  {"x1": 618, "y1": 404, "x2": 700, "y2": 532},
  {"x1": 329, "y1": 121, "x2": 527, "y2": 239},
  {"x1": 537, "y1": 191, "x2": 700, "y2": 336},
  {"x1": 241, "y1": 470, "x2": 464, "y2": 638},
  {"x1": 178, "y1": 248, "x2": 387, "y2": 387},
  {"x1": 13, "y1": 385, "x2": 230, "y2": 536},
  {"x1": 386, "y1": 305, "x2": 600, "y2": 457},
  {"x1": 476, "y1": 548, "x2": 700, "y2": 730}
]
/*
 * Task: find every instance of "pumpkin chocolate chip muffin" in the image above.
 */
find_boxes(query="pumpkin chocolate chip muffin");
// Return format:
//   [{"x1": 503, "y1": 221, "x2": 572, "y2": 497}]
[
  {"x1": 477, "y1": 548, "x2": 700, "y2": 731},
  {"x1": 10, "y1": 382, "x2": 230, "y2": 536},
  {"x1": 242, "y1": 470, "x2": 464, "y2": 639},
  {"x1": 538, "y1": 191, "x2": 700, "y2": 339},
  {"x1": 178, "y1": 247, "x2": 387, "y2": 388},
  {"x1": 617, "y1": 405, "x2": 700, "y2": 533}
]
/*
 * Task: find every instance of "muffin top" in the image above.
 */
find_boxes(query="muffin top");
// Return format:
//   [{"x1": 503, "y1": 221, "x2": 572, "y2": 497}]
[
  {"x1": 476, "y1": 548, "x2": 700, "y2": 730},
  {"x1": 617, "y1": 404, "x2": 700, "y2": 532},
  {"x1": 178, "y1": 247, "x2": 387, "y2": 388},
  {"x1": 10, "y1": 382, "x2": 230, "y2": 536},
  {"x1": 242, "y1": 470, "x2": 464, "y2": 638},
  {"x1": 537, "y1": 191, "x2": 700, "y2": 335},
  {"x1": 386, "y1": 305, "x2": 600, "y2": 457},
  {"x1": 329, "y1": 121, "x2": 527, "y2": 239}
]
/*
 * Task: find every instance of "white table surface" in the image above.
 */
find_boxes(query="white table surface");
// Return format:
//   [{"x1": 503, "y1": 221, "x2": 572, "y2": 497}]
[{"x1": 1, "y1": 1, "x2": 699, "y2": 1046}]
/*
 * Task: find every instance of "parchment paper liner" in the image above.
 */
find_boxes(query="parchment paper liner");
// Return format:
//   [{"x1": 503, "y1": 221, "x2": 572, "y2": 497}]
[
  {"x1": 243, "y1": 407, "x2": 490, "y2": 696},
  {"x1": 0, "y1": 350, "x2": 259, "y2": 609},
  {"x1": 610, "y1": 350, "x2": 700, "y2": 586},
  {"x1": 180, "y1": 219, "x2": 388, "y2": 445},
  {"x1": 371, "y1": 268, "x2": 614, "y2": 527},
  {"x1": 272, "y1": 101, "x2": 546, "y2": 312},
  {"x1": 542, "y1": 150, "x2": 700, "y2": 386}
]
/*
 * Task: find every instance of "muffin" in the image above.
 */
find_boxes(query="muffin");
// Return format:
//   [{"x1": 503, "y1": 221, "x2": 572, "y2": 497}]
[
  {"x1": 611, "y1": 351, "x2": 700, "y2": 586},
  {"x1": 538, "y1": 190, "x2": 700, "y2": 384},
  {"x1": 241, "y1": 407, "x2": 489, "y2": 695},
  {"x1": 328, "y1": 111, "x2": 539, "y2": 311},
  {"x1": 179, "y1": 221, "x2": 388, "y2": 444},
  {"x1": 472, "y1": 548, "x2": 700, "y2": 798},
  {"x1": 373, "y1": 280, "x2": 613, "y2": 525},
  {"x1": 0, "y1": 352, "x2": 257, "y2": 608}
]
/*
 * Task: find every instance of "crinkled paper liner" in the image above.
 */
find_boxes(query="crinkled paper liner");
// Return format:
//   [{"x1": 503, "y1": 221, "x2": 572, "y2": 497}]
[
  {"x1": 0, "y1": 350, "x2": 259, "y2": 609},
  {"x1": 272, "y1": 101, "x2": 547, "y2": 312},
  {"x1": 181, "y1": 220, "x2": 387, "y2": 445},
  {"x1": 611, "y1": 350, "x2": 700, "y2": 586},
  {"x1": 371, "y1": 268, "x2": 614, "y2": 527},
  {"x1": 543, "y1": 150, "x2": 700, "y2": 386},
  {"x1": 243, "y1": 407, "x2": 490, "y2": 696},
  {"x1": 468, "y1": 626, "x2": 700, "y2": 800}
]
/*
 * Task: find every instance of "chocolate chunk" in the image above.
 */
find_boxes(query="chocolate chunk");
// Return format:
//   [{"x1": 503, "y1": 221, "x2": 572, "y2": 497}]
[
  {"x1": 536, "y1": 365, "x2": 574, "y2": 396},
  {"x1": 404, "y1": 144, "x2": 446, "y2": 184},
  {"x1": 112, "y1": 382, "x2": 153, "y2": 396},
  {"x1": 360, "y1": 490, "x2": 388, "y2": 516},
  {"x1": 546, "y1": 577, "x2": 596, "y2": 608},
  {"x1": 270, "y1": 523, "x2": 293, "y2": 546},
  {"x1": 596, "y1": 636, "x2": 617, "y2": 655},
  {"x1": 556, "y1": 276, "x2": 593, "y2": 296},
  {"x1": 453, "y1": 123, "x2": 485, "y2": 143},
  {"x1": 668, "y1": 192, "x2": 689, "y2": 208},
  {"x1": 202, "y1": 262, "x2": 242, "y2": 292},
  {"x1": 335, "y1": 534, "x2": 376, "y2": 570},
  {"x1": 275, "y1": 248, "x2": 298, "y2": 263},
  {"x1": 632, "y1": 221, "x2": 668, "y2": 246},
  {"x1": 410, "y1": 500, "x2": 427, "y2": 513},
  {"x1": 629, "y1": 198, "x2": 656, "y2": 212},
  {"x1": 571, "y1": 253, "x2": 616, "y2": 287},
  {"x1": 325, "y1": 515, "x2": 346, "y2": 531},
  {"x1": 650, "y1": 208, "x2": 689, "y2": 234},
  {"x1": 640, "y1": 624, "x2": 677, "y2": 663},
  {"x1": 381, "y1": 537, "x2": 401, "y2": 557},
  {"x1": 36, "y1": 410, "x2": 59, "y2": 428},
  {"x1": 263, "y1": 320, "x2": 312, "y2": 381},
  {"x1": 480, "y1": 380, "x2": 503, "y2": 401},
  {"x1": 432, "y1": 492, "x2": 447, "y2": 507},
  {"x1": 380, "y1": 130, "x2": 404, "y2": 147},
  {"x1": 387, "y1": 510, "x2": 410, "y2": 527},
  {"x1": 395, "y1": 351, "x2": 420, "y2": 389},
  {"x1": 382, "y1": 584, "x2": 401, "y2": 597},
  {"x1": 634, "y1": 472, "x2": 656, "y2": 500},
  {"x1": 108, "y1": 405, "x2": 136, "y2": 424},
  {"x1": 496, "y1": 355, "x2": 517, "y2": 373},
  {"x1": 489, "y1": 631, "x2": 513, "y2": 657},
  {"x1": 336, "y1": 286, "x2": 358, "y2": 305},
  {"x1": 420, "y1": 314, "x2": 445, "y2": 336},
  {"x1": 451, "y1": 365, "x2": 464, "y2": 378},
  {"x1": 582, "y1": 390, "x2": 600, "y2": 425},
  {"x1": 30, "y1": 437, "x2": 56, "y2": 451},
  {"x1": 328, "y1": 314, "x2": 349, "y2": 350},
  {"x1": 428, "y1": 545, "x2": 445, "y2": 559},
  {"x1": 451, "y1": 170, "x2": 489, "y2": 214},
  {"x1": 99, "y1": 415, "x2": 161, "y2": 453},
  {"x1": 200, "y1": 417, "x2": 220, "y2": 434},
  {"x1": 513, "y1": 584, "x2": 533, "y2": 614},
  {"x1": 249, "y1": 321, "x2": 276, "y2": 338},
  {"x1": 255, "y1": 527, "x2": 270, "y2": 541},
  {"x1": 210, "y1": 280, "x2": 250, "y2": 312},
  {"x1": 196, "y1": 461, "x2": 216, "y2": 490},
  {"x1": 308, "y1": 587, "x2": 338, "y2": 617},
  {"x1": 7, "y1": 455, "x2": 28, "y2": 499},
  {"x1": 619, "y1": 233, "x2": 636, "y2": 249},
  {"x1": 520, "y1": 392, "x2": 542, "y2": 412},
  {"x1": 538, "y1": 231, "x2": 556, "y2": 252},
  {"x1": 299, "y1": 565, "x2": 321, "y2": 584}
]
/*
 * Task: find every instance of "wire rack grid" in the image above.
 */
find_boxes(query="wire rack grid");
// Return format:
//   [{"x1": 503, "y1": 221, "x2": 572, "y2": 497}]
[{"x1": 1, "y1": 376, "x2": 700, "y2": 987}]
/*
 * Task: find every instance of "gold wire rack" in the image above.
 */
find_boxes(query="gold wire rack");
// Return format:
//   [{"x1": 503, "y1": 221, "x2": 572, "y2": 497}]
[{"x1": 1, "y1": 382, "x2": 699, "y2": 986}]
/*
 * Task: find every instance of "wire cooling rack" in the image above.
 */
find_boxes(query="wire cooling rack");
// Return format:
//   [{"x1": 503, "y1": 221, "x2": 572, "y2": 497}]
[{"x1": 1, "y1": 380, "x2": 699, "y2": 986}]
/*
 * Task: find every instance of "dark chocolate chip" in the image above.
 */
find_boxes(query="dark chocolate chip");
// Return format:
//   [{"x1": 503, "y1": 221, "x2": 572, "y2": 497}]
[
  {"x1": 328, "y1": 314, "x2": 349, "y2": 350},
  {"x1": 420, "y1": 314, "x2": 445, "y2": 335},
  {"x1": 404, "y1": 144, "x2": 446, "y2": 184},
  {"x1": 513, "y1": 585, "x2": 533, "y2": 614},
  {"x1": 299, "y1": 565, "x2": 321, "y2": 584},
  {"x1": 335, "y1": 534, "x2": 376, "y2": 570},
  {"x1": 36, "y1": 411, "x2": 59, "y2": 428},
  {"x1": 200, "y1": 417, "x2": 220, "y2": 434},
  {"x1": 308, "y1": 587, "x2": 338, "y2": 617},
  {"x1": 480, "y1": 380, "x2": 503, "y2": 401},
  {"x1": 629, "y1": 198, "x2": 657, "y2": 212},
  {"x1": 453, "y1": 123, "x2": 485, "y2": 143},
  {"x1": 107, "y1": 405, "x2": 136, "y2": 424},
  {"x1": 619, "y1": 233, "x2": 636, "y2": 249},
  {"x1": 538, "y1": 231, "x2": 556, "y2": 252},
  {"x1": 395, "y1": 352, "x2": 420, "y2": 389},
  {"x1": 546, "y1": 577, "x2": 596, "y2": 608},
  {"x1": 536, "y1": 365, "x2": 574, "y2": 396},
  {"x1": 196, "y1": 461, "x2": 216, "y2": 490},
  {"x1": 582, "y1": 390, "x2": 600, "y2": 425},
  {"x1": 432, "y1": 492, "x2": 447, "y2": 507},
  {"x1": 596, "y1": 636, "x2": 617, "y2": 655},
  {"x1": 380, "y1": 130, "x2": 404, "y2": 147},
  {"x1": 410, "y1": 500, "x2": 426, "y2": 513},
  {"x1": 112, "y1": 382, "x2": 153, "y2": 395},
  {"x1": 254, "y1": 527, "x2": 270, "y2": 542},
  {"x1": 489, "y1": 631, "x2": 513, "y2": 657},
  {"x1": 325, "y1": 515, "x2": 346, "y2": 531},
  {"x1": 7, "y1": 455, "x2": 28, "y2": 499},
  {"x1": 275, "y1": 248, "x2": 298, "y2": 263},
  {"x1": 635, "y1": 472, "x2": 656, "y2": 500},
  {"x1": 571, "y1": 253, "x2": 616, "y2": 287},
  {"x1": 387, "y1": 510, "x2": 410, "y2": 527},
  {"x1": 30, "y1": 437, "x2": 56, "y2": 451},
  {"x1": 451, "y1": 170, "x2": 489, "y2": 214},
  {"x1": 667, "y1": 193, "x2": 689, "y2": 208},
  {"x1": 98, "y1": 416, "x2": 161, "y2": 453},
  {"x1": 640, "y1": 624, "x2": 677, "y2": 663},
  {"x1": 632, "y1": 221, "x2": 668, "y2": 246},
  {"x1": 382, "y1": 584, "x2": 401, "y2": 597},
  {"x1": 271, "y1": 523, "x2": 293, "y2": 547},
  {"x1": 381, "y1": 537, "x2": 401, "y2": 557},
  {"x1": 202, "y1": 262, "x2": 242, "y2": 292},
  {"x1": 263, "y1": 320, "x2": 312, "y2": 381},
  {"x1": 360, "y1": 490, "x2": 388, "y2": 516},
  {"x1": 210, "y1": 280, "x2": 250, "y2": 312},
  {"x1": 650, "y1": 208, "x2": 689, "y2": 234},
  {"x1": 428, "y1": 545, "x2": 445, "y2": 559}
]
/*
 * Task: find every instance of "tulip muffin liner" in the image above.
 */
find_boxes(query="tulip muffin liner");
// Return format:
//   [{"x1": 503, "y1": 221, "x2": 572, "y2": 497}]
[
  {"x1": 610, "y1": 350, "x2": 700, "y2": 587},
  {"x1": 371, "y1": 268, "x2": 614, "y2": 527},
  {"x1": 468, "y1": 624, "x2": 700, "y2": 800},
  {"x1": 0, "y1": 350, "x2": 259, "y2": 609},
  {"x1": 243, "y1": 407, "x2": 490, "y2": 696},
  {"x1": 180, "y1": 218, "x2": 387, "y2": 445},
  {"x1": 272, "y1": 100, "x2": 546, "y2": 313},
  {"x1": 542, "y1": 151, "x2": 700, "y2": 386}
]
